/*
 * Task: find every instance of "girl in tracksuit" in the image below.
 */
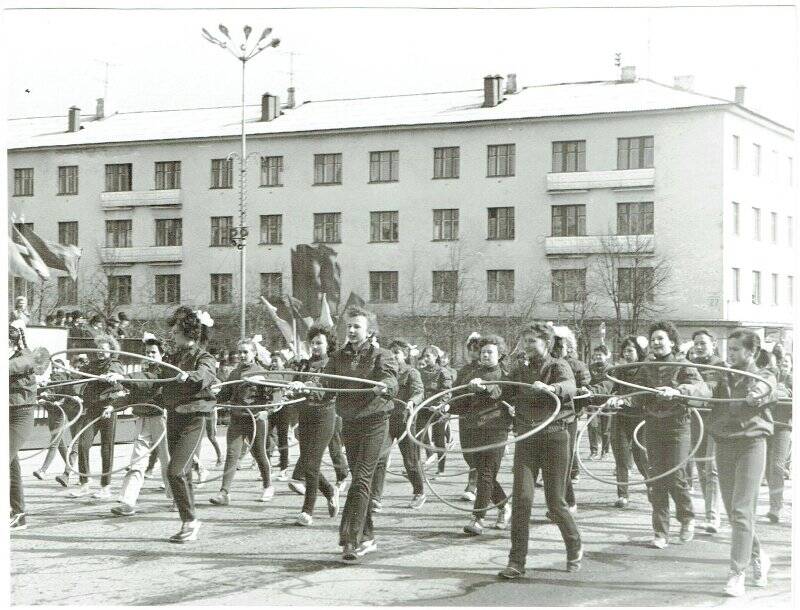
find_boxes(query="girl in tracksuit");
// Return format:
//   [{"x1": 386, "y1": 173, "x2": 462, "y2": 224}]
[
  {"x1": 416, "y1": 345, "x2": 453, "y2": 477},
  {"x1": 454, "y1": 333, "x2": 482, "y2": 502},
  {"x1": 9, "y1": 324, "x2": 37, "y2": 530},
  {"x1": 765, "y1": 350, "x2": 792, "y2": 523}
]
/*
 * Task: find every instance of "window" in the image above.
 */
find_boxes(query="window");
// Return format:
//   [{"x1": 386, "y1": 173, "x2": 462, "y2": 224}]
[
  {"x1": 260, "y1": 156, "x2": 284, "y2": 187},
  {"x1": 313, "y1": 213, "x2": 341, "y2": 243},
  {"x1": 788, "y1": 275, "x2": 794, "y2": 307},
  {"x1": 369, "y1": 151, "x2": 399, "y2": 183},
  {"x1": 487, "y1": 144, "x2": 515, "y2": 177},
  {"x1": 155, "y1": 274, "x2": 180, "y2": 304},
  {"x1": 210, "y1": 216, "x2": 233, "y2": 247},
  {"x1": 259, "y1": 215, "x2": 283, "y2": 244},
  {"x1": 488, "y1": 207, "x2": 515, "y2": 240},
  {"x1": 617, "y1": 202, "x2": 654, "y2": 235},
  {"x1": 370, "y1": 211, "x2": 399, "y2": 242},
  {"x1": 260, "y1": 273, "x2": 283, "y2": 301},
  {"x1": 210, "y1": 158, "x2": 233, "y2": 189},
  {"x1": 105, "y1": 163, "x2": 132, "y2": 192},
  {"x1": 369, "y1": 271, "x2": 399, "y2": 303},
  {"x1": 753, "y1": 144, "x2": 761, "y2": 176},
  {"x1": 752, "y1": 270, "x2": 761, "y2": 305},
  {"x1": 432, "y1": 270, "x2": 458, "y2": 303},
  {"x1": 155, "y1": 161, "x2": 181, "y2": 190},
  {"x1": 618, "y1": 267, "x2": 654, "y2": 303},
  {"x1": 788, "y1": 216, "x2": 794, "y2": 247},
  {"x1": 552, "y1": 205, "x2": 586, "y2": 237},
  {"x1": 732, "y1": 202, "x2": 740, "y2": 235},
  {"x1": 752, "y1": 207, "x2": 761, "y2": 241},
  {"x1": 57, "y1": 277, "x2": 78, "y2": 305},
  {"x1": 771, "y1": 273, "x2": 779, "y2": 306},
  {"x1": 732, "y1": 268, "x2": 740, "y2": 302},
  {"x1": 105, "y1": 220, "x2": 132, "y2": 248},
  {"x1": 617, "y1": 136, "x2": 654, "y2": 170},
  {"x1": 210, "y1": 274, "x2": 233, "y2": 304},
  {"x1": 433, "y1": 209, "x2": 459, "y2": 240},
  {"x1": 155, "y1": 219, "x2": 182, "y2": 246},
  {"x1": 8, "y1": 277, "x2": 34, "y2": 311},
  {"x1": 552, "y1": 140, "x2": 586, "y2": 173},
  {"x1": 552, "y1": 269, "x2": 587, "y2": 303},
  {"x1": 771, "y1": 212, "x2": 778, "y2": 244},
  {"x1": 487, "y1": 270, "x2": 514, "y2": 303},
  {"x1": 433, "y1": 147, "x2": 460, "y2": 179},
  {"x1": 13, "y1": 168, "x2": 34, "y2": 196},
  {"x1": 58, "y1": 221, "x2": 78, "y2": 246},
  {"x1": 58, "y1": 166, "x2": 78, "y2": 195},
  {"x1": 732, "y1": 135, "x2": 740, "y2": 170},
  {"x1": 314, "y1": 153, "x2": 342, "y2": 185},
  {"x1": 108, "y1": 275, "x2": 132, "y2": 305}
]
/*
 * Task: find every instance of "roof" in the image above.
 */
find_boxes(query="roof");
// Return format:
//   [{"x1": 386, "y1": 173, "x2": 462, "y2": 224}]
[{"x1": 5, "y1": 78, "x2": 785, "y2": 150}]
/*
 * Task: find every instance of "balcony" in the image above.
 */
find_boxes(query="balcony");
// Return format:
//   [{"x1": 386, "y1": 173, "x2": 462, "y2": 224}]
[
  {"x1": 100, "y1": 189, "x2": 182, "y2": 209},
  {"x1": 546, "y1": 168, "x2": 655, "y2": 192},
  {"x1": 100, "y1": 246, "x2": 183, "y2": 264},
  {"x1": 544, "y1": 234, "x2": 654, "y2": 256}
]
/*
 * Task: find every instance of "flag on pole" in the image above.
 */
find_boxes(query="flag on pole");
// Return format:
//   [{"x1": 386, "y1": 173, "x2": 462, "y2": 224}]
[
  {"x1": 291, "y1": 244, "x2": 342, "y2": 317},
  {"x1": 9, "y1": 224, "x2": 50, "y2": 282},
  {"x1": 260, "y1": 296, "x2": 295, "y2": 347},
  {"x1": 343, "y1": 291, "x2": 366, "y2": 309},
  {"x1": 316, "y1": 293, "x2": 334, "y2": 328},
  {"x1": 16, "y1": 224, "x2": 82, "y2": 280}
]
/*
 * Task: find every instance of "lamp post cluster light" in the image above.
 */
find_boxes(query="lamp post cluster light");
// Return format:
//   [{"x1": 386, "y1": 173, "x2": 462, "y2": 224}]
[{"x1": 202, "y1": 24, "x2": 281, "y2": 339}]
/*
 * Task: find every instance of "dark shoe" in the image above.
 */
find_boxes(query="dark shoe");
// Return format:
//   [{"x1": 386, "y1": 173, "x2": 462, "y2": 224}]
[
  {"x1": 55, "y1": 474, "x2": 70, "y2": 488},
  {"x1": 328, "y1": 486, "x2": 340, "y2": 518},
  {"x1": 32, "y1": 470, "x2": 45, "y2": 480},
  {"x1": 766, "y1": 512, "x2": 780, "y2": 524},
  {"x1": 498, "y1": 565, "x2": 525, "y2": 580},
  {"x1": 614, "y1": 497, "x2": 628, "y2": 509},
  {"x1": 169, "y1": 520, "x2": 201, "y2": 543},
  {"x1": 567, "y1": 546, "x2": 583, "y2": 572},
  {"x1": 370, "y1": 498, "x2": 383, "y2": 513},
  {"x1": 342, "y1": 543, "x2": 359, "y2": 562},
  {"x1": 111, "y1": 503, "x2": 136, "y2": 517},
  {"x1": 10, "y1": 512, "x2": 27, "y2": 531}
]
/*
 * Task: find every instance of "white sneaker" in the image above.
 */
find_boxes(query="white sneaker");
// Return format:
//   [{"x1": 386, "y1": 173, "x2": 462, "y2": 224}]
[
  {"x1": 652, "y1": 536, "x2": 668, "y2": 549},
  {"x1": 751, "y1": 552, "x2": 771, "y2": 587},
  {"x1": 461, "y1": 490, "x2": 476, "y2": 502},
  {"x1": 260, "y1": 486, "x2": 275, "y2": 502},
  {"x1": 276, "y1": 469, "x2": 289, "y2": 482},
  {"x1": 705, "y1": 516, "x2": 721, "y2": 534},
  {"x1": 295, "y1": 512, "x2": 313, "y2": 526},
  {"x1": 424, "y1": 454, "x2": 438, "y2": 467},
  {"x1": 92, "y1": 486, "x2": 112, "y2": 500},
  {"x1": 288, "y1": 479, "x2": 306, "y2": 495},
  {"x1": 335, "y1": 479, "x2": 349, "y2": 494},
  {"x1": 679, "y1": 520, "x2": 695, "y2": 543},
  {"x1": 355, "y1": 538, "x2": 377, "y2": 557},
  {"x1": 463, "y1": 518, "x2": 486, "y2": 535},
  {"x1": 724, "y1": 571, "x2": 746, "y2": 597},
  {"x1": 70, "y1": 483, "x2": 93, "y2": 498},
  {"x1": 494, "y1": 507, "x2": 510, "y2": 530}
]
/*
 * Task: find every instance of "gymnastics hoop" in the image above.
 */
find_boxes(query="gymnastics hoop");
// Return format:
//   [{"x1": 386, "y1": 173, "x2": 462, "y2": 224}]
[
  {"x1": 242, "y1": 369, "x2": 388, "y2": 394},
  {"x1": 39, "y1": 377, "x2": 91, "y2": 390},
  {"x1": 50, "y1": 348, "x2": 185, "y2": 383},
  {"x1": 576, "y1": 404, "x2": 705, "y2": 487},
  {"x1": 406, "y1": 381, "x2": 561, "y2": 455},
  {"x1": 384, "y1": 412, "x2": 442, "y2": 479},
  {"x1": 65, "y1": 404, "x2": 167, "y2": 479},
  {"x1": 415, "y1": 414, "x2": 473, "y2": 478},
  {"x1": 199, "y1": 406, "x2": 260, "y2": 487},
  {"x1": 19, "y1": 401, "x2": 73, "y2": 463},
  {"x1": 605, "y1": 360, "x2": 775, "y2": 404}
]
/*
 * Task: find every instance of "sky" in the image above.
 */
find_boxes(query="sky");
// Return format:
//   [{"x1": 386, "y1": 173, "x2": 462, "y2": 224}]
[{"x1": 1, "y1": 1, "x2": 798, "y2": 128}]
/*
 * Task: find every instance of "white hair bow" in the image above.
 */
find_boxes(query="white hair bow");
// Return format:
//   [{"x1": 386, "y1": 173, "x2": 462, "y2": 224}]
[
  {"x1": 195, "y1": 310, "x2": 214, "y2": 327},
  {"x1": 408, "y1": 344, "x2": 420, "y2": 358},
  {"x1": 252, "y1": 334, "x2": 263, "y2": 344},
  {"x1": 141, "y1": 331, "x2": 157, "y2": 343},
  {"x1": 636, "y1": 336, "x2": 649, "y2": 350}
]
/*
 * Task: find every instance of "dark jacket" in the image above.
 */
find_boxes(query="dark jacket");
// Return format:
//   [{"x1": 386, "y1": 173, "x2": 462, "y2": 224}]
[
  {"x1": 774, "y1": 371, "x2": 793, "y2": 424},
  {"x1": 632, "y1": 352, "x2": 711, "y2": 420},
  {"x1": 217, "y1": 361, "x2": 273, "y2": 417},
  {"x1": 505, "y1": 354, "x2": 577, "y2": 432},
  {"x1": 323, "y1": 340, "x2": 399, "y2": 422},
  {"x1": 588, "y1": 362, "x2": 646, "y2": 418},
  {"x1": 583, "y1": 360, "x2": 608, "y2": 409},
  {"x1": 418, "y1": 363, "x2": 454, "y2": 407},
  {"x1": 9, "y1": 349, "x2": 37, "y2": 408},
  {"x1": 81, "y1": 357, "x2": 127, "y2": 414},
  {"x1": 294, "y1": 355, "x2": 336, "y2": 417},
  {"x1": 149, "y1": 345, "x2": 218, "y2": 414},
  {"x1": 122, "y1": 367, "x2": 166, "y2": 417},
  {"x1": 454, "y1": 361, "x2": 481, "y2": 431},
  {"x1": 709, "y1": 361, "x2": 775, "y2": 440},
  {"x1": 395, "y1": 362, "x2": 424, "y2": 410},
  {"x1": 449, "y1": 364, "x2": 511, "y2": 432}
]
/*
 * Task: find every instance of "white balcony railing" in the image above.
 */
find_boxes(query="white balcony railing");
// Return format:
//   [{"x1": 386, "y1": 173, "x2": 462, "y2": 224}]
[
  {"x1": 100, "y1": 189, "x2": 182, "y2": 208},
  {"x1": 544, "y1": 234, "x2": 654, "y2": 256},
  {"x1": 100, "y1": 246, "x2": 183, "y2": 264},
  {"x1": 546, "y1": 168, "x2": 655, "y2": 192}
]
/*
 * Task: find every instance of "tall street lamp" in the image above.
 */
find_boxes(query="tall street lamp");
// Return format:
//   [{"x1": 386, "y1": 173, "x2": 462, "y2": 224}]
[{"x1": 202, "y1": 24, "x2": 280, "y2": 339}]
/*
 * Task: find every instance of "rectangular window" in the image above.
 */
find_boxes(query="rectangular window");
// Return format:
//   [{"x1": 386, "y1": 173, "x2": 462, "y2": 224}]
[
  {"x1": 732, "y1": 135, "x2": 740, "y2": 170},
  {"x1": 487, "y1": 144, "x2": 515, "y2": 177},
  {"x1": 753, "y1": 144, "x2": 761, "y2": 176},
  {"x1": 260, "y1": 156, "x2": 284, "y2": 187},
  {"x1": 488, "y1": 207, "x2": 515, "y2": 240},
  {"x1": 369, "y1": 271, "x2": 399, "y2": 303},
  {"x1": 617, "y1": 136, "x2": 654, "y2": 170},
  {"x1": 259, "y1": 215, "x2": 283, "y2": 245},
  {"x1": 210, "y1": 216, "x2": 233, "y2": 247},
  {"x1": 433, "y1": 147, "x2": 460, "y2": 179},
  {"x1": 551, "y1": 205, "x2": 587, "y2": 237},
  {"x1": 732, "y1": 202, "x2": 740, "y2": 235},
  {"x1": 432, "y1": 270, "x2": 458, "y2": 303},
  {"x1": 8, "y1": 277, "x2": 34, "y2": 311},
  {"x1": 313, "y1": 213, "x2": 341, "y2": 243},
  {"x1": 788, "y1": 275, "x2": 794, "y2": 307},
  {"x1": 105, "y1": 220, "x2": 132, "y2": 248},
  {"x1": 155, "y1": 161, "x2": 181, "y2": 190},
  {"x1": 57, "y1": 277, "x2": 78, "y2": 305},
  {"x1": 314, "y1": 153, "x2": 342, "y2": 185},
  {"x1": 105, "y1": 163, "x2": 132, "y2": 192},
  {"x1": 771, "y1": 273, "x2": 779, "y2": 306},
  {"x1": 552, "y1": 269, "x2": 587, "y2": 303},
  {"x1": 210, "y1": 274, "x2": 232, "y2": 304},
  {"x1": 155, "y1": 218, "x2": 182, "y2": 246},
  {"x1": 108, "y1": 275, "x2": 132, "y2": 305},
  {"x1": 58, "y1": 221, "x2": 79, "y2": 246},
  {"x1": 369, "y1": 151, "x2": 399, "y2": 183},
  {"x1": 370, "y1": 211, "x2": 399, "y2": 242},
  {"x1": 617, "y1": 267, "x2": 655, "y2": 303},
  {"x1": 752, "y1": 271, "x2": 761, "y2": 305},
  {"x1": 260, "y1": 273, "x2": 283, "y2": 301},
  {"x1": 732, "y1": 268, "x2": 741, "y2": 302},
  {"x1": 210, "y1": 158, "x2": 233, "y2": 189},
  {"x1": 487, "y1": 270, "x2": 515, "y2": 303},
  {"x1": 155, "y1": 274, "x2": 180, "y2": 304},
  {"x1": 771, "y1": 212, "x2": 778, "y2": 244},
  {"x1": 57, "y1": 166, "x2": 78, "y2": 195},
  {"x1": 433, "y1": 209, "x2": 459, "y2": 241},
  {"x1": 617, "y1": 202, "x2": 654, "y2": 235},
  {"x1": 551, "y1": 140, "x2": 586, "y2": 173},
  {"x1": 13, "y1": 168, "x2": 34, "y2": 196},
  {"x1": 753, "y1": 207, "x2": 761, "y2": 241}
]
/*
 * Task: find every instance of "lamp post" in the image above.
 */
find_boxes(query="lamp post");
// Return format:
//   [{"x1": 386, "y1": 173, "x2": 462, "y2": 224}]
[{"x1": 202, "y1": 24, "x2": 280, "y2": 340}]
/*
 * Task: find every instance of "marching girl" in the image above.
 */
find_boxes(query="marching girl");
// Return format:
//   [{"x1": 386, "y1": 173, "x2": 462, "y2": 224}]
[
  {"x1": 709, "y1": 330, "x2": 776, "y2": 596},
  {"x1": 209, "y1": 337, "x2": 275, "y2": 506},
  {"x1": 765, "y1": 350, "x2": 792, "y2": 523},
  {"x1": 454, "y1": 333, "x2": 482, "y2": 503},
  {"x1": 416, "y1": 345, "x2": 454, "y2": 478}
]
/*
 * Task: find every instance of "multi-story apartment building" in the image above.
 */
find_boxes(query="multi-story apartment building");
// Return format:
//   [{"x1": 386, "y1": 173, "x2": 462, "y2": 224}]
[{"x1": 7, "y1": 68, "x2": 796, "y2": 352}]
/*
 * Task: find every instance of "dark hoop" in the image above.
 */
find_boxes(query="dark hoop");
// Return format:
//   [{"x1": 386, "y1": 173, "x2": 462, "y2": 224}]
[
  {"x1": 50, "y1": 348, "x2": 185, "y2": 383},
  {"x1": 39, "y1": 377, "x2": 91, "y2": 390},
  {"x1": 242, "y1": 369, "x2": 387, "y2": 394},
  {"x1": 605, "y1": 360, "x2": 774, "y2": 404}
]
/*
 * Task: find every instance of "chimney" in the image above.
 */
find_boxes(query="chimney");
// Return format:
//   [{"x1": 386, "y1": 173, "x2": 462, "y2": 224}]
[
  {"x1": 483, "y1": 75, "x2": 504, "y2": 108},
  {"x1": 505, "y1": 73, "x2": 518, "y2": 95},
  {"x1": 620, "y1": 66, "x2": 636, "y2": 83},
  {"x1": 673, "y1": 75, "x2": 694, "y2": 91},
  {"x1": 96, "y1": 98, "x2": 105, "y2": 119},
  {"x1": 735, "y1": 86, "x2": 746, "y2": 105},
  {"x1": 286, "y1": 87, "x2": 296, "y2": 109},
  {"x1": 261, "y1": 93, "x2": 280, "y2": 121},
  {"x1": 67, "y1": 106, "x2": 81, "y2": 132}
]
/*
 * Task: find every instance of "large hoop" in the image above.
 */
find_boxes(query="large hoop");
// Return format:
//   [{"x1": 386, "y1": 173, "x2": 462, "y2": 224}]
[
  {"x1": 50, "y1": 348, "x2": 185, "y2": 383},
  {"x1": 242, "y1": 369, "x2": 387, "y2": 394}
]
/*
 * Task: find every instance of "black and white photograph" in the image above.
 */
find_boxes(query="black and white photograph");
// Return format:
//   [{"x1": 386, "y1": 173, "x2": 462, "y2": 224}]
[{"x1": 3, "y1": 0, "x2": 796, "y2": 606}]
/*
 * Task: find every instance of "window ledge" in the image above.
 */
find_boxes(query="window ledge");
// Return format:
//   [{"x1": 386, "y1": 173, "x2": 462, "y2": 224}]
[
  {"x1": 368, "y1": 240, "x2": 399, "y2": 244},
  {"x1": 486, "y1": 174, "x2": 515, "y2": 179},
  {"x1": 57, "y1": 193, "x2": 78, "y2": 197},
  {"x1": 209, "y1": 186, "x2": 234, "y2": 190},
  {"x1": 312, "y1": 241, "x2": 342, "y2": 245},
  {"x1": 312, "y1": 182, "x2": 342, "y2": 187},
  {"x1": 258, "y1": 184, "x2": 284, "y2": 188},
  {"x1": 487, "y1": 237, "x2": 515, "y2": 241},
  {"x1": 431, "y1": 176, "x2": 460, "y2": 180},
  {"x1": 432, "y1": 238, "x2": 459, "y2": 242},
  {"x1": 258, "y1": 242, "x2": 283, "y2": 246},
  {"x1": 368, "y1": 180, "x2": 399, "y2": 184},
  {"x1": 13, "y1": 194, "x2": 34, "y2": 197}
]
